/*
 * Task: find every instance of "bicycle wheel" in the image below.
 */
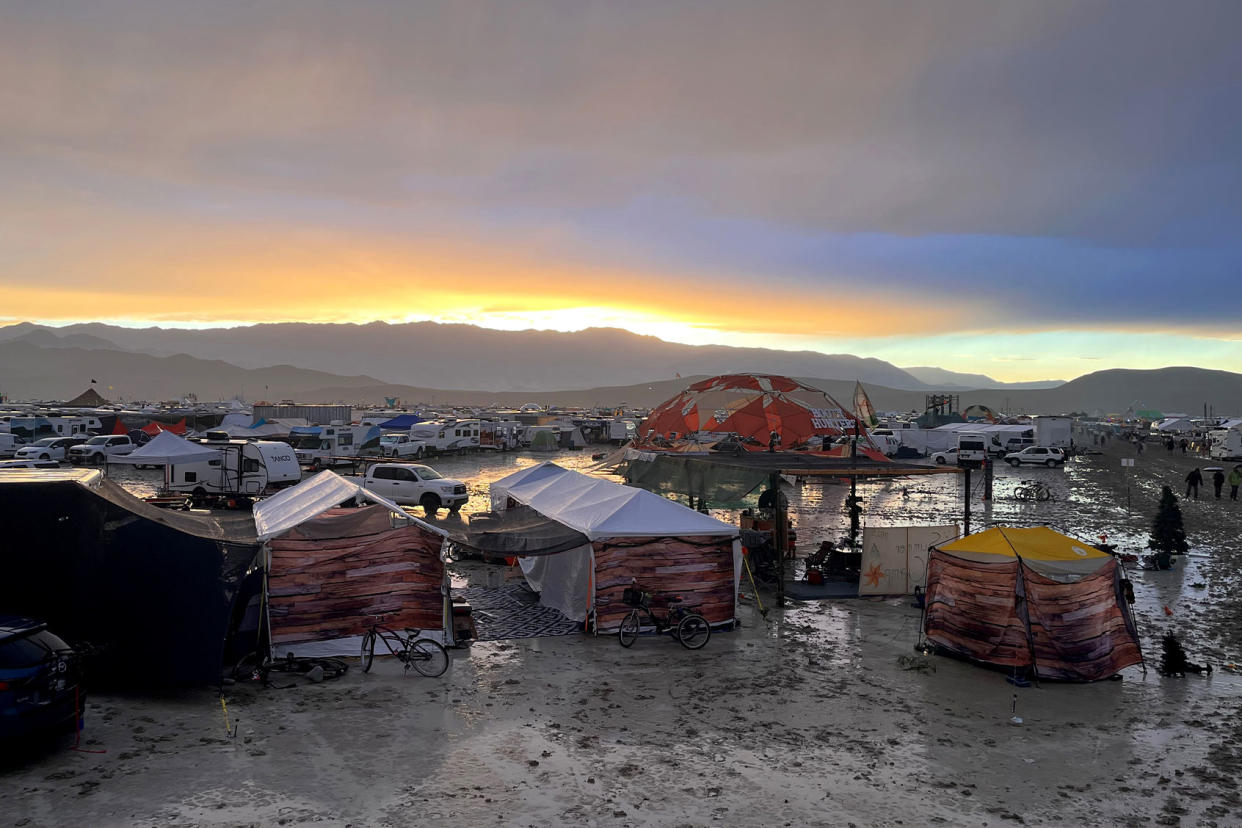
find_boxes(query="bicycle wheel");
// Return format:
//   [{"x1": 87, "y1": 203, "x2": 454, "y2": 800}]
[
  {"x1": 409, "y1": 639, "x2": 449, "y2": 677},
  {"x1": 1036, "y1": 487, "x2": 1052, "y2": 502},
  {"x1": 676, "y1": 614, "x2": 711, "y2": 650},
  {"x1": 1014, "y1": 488, "x2": 1030, "y2": 501},
  {"x1": 360, "y1": 631, "x2": 375, "y2": 673},
  {"x1": 618, "y1": 610, "x2": 640, "y2": 648}
]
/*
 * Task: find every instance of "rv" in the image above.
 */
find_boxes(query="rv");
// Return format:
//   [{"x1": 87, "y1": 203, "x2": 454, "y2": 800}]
[
  {"x1": 171, "y1": 436, "x2": 301, "y2": 497},
  {"x1": 479, "y1": 421, "x2": 521, "y2": 451},
  {"x1": 609, "y1": 418, "x2": 638, "y2": 444},
  {"x1": 1209, "y1": 428, "x2": 1242, "y2": 461},
  {"x1": 291, "y1": 424, "x2": 382, "y2": 468},
  {"x1": 409, "y1": 420, "x2": 481, "y2": 454}
]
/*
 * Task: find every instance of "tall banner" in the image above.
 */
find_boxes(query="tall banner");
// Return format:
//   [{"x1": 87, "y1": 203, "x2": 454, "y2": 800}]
[
  {"x1": 860, "y1": 525, "x2": 959, "y2": 595},
  {"x1": 853, "y1": 381, "x2": 879, "y2": 428}
]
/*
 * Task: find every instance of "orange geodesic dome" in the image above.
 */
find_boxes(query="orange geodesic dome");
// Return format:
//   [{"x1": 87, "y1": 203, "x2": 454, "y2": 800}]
[{"x1": 638, "y1": 374, "x2": 865, "y2": 448}]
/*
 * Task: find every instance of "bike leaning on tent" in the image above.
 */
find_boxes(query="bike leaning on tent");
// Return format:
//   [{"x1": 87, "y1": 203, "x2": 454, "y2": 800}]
[
  {"x1": 1014, "y1": 480, "x2": 1054, "y2": 502},
  {"x1": 617, "y1": 586, "x2": 711, "y2": 650},
  {"x1": 360, "y1": 616, "x2": 449, "y2": 677}
]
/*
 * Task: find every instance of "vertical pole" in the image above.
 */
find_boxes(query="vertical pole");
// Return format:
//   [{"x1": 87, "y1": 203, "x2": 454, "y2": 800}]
[
  {"x1": 983, "y1": 457, "x2": 993, "y2": 501},
  {"x1": 771, "y1": 470, "x2": 785, "y2": 608},
  {"x1": 963, "y1": 467, "x2": 972, "y2": 536}
]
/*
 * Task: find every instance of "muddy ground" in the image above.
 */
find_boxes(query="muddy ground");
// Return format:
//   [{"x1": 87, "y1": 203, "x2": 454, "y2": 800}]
[{"x1": 4, "y1": 439, "x2": 1241, "y2": 827}]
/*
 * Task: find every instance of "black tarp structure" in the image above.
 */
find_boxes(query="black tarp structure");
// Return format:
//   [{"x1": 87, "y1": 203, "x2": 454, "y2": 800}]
[
  {"x1": 622, "y1": 450, "x2": 945, "y2": 504},
  {"x1": 0, "y1": 470, "x2": 260, "y2": 687},
  {"x1": 422, "y1": 504, "x2": 590, "y2": 558}
]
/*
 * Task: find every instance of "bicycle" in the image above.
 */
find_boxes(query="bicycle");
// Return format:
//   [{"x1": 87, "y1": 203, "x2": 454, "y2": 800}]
[
  {"x1": 617, "y1": 586, "x2": 712, "y2": 650},
  {"x1": 1014, "y1": 480, "x2": 1054, "y2": 502},
  {"x1": 360, "y1": 617, "x2": 449, "y2": 677}
]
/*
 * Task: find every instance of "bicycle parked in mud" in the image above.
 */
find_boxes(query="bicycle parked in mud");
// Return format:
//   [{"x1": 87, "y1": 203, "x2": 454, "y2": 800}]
[
  {"x1": 617, "y1": 586, "x2": 712, "y2": 650},
  {"x1": 360, "y1": 616, "x2": 449, "y2": 677},
  {"x1": 1014, "y1": 480, "x2": 1054, "y2": 502}
]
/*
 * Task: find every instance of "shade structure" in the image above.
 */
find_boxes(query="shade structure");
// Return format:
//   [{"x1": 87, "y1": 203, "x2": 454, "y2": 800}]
[
  {"x1": 638, "y1": 373, "x2": 866, "y2": 449},
  {"x1": 925, "y1": 526, "x2": 1143, "y2": 681}
]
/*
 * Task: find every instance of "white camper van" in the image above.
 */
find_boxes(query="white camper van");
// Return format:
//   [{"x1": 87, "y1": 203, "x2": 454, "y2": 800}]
[
  {"x1": 956, "y1": 432, "x2": 989, "y2": 467},
  {"x1": 171, "y1": 436, "x2": 301, "y2": 497}
]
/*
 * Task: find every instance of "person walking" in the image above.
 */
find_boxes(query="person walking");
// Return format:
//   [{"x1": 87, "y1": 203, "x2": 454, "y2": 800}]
[
  {"x1": 1186, "y1": 467, "x2": 1203, "y2": 500},
  {"x1": 1229, "y1": 467, "x2": 1241, "y2": 501},
  {"x1": 1213, "y1": 469, "x2": 1226, "y2": 499},
  {"x1": 1180, "y1": 438, "x2": 1189, "y2": 454}
]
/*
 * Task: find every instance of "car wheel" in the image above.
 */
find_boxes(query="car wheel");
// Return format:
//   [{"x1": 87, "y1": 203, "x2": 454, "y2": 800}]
[
  {"x1": 39, "y1": 453, "x2": 50, "y2": 460},
  {"x1": 420, "y1": 493, "x2": 441, "y2": 516},
  {"x1": 1045, "y1": 459, "x2": 1056, "y2": 467},
  {"x1": 935, "y1": 456, "x2": 946, "y2": 465},
  {"x1": 1008, "y1": 459, "x2": 1021, "y2": 467}
]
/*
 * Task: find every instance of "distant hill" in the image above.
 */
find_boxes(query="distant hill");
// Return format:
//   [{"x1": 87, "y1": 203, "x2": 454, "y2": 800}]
[
  {"x1": 0, "y1": 321, "x2": 933, "y2": 392},
  {"x1": 901, "y1": 366, "x2": 1063, "y2": 391},
  {"x1": 0, "y1": 341, "x2": 385, "y2": 402}
]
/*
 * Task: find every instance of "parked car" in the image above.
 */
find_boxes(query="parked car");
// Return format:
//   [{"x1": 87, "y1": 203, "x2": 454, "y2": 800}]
[
  {"x1": 0, "y1": 616, "x2": 81, "y2": 744},
  {"x1": 363, "y1": 463, "x2": 469, "y2": 514},
  {"x1": 930, "y1": 448, "x2": 958, "y2": 465},
  {"x1": 67, "y1": 435, "x2": 136, "y2": 464},
  {"x1": 379, "y1": 433, "x2": 426, "y2": 459},
  {"x1": 13, "y1": 437, "x2": 80, "y2": 462},
  {"x1": 1004, "y1": 446, "x2": 1066, "y2": 467}
]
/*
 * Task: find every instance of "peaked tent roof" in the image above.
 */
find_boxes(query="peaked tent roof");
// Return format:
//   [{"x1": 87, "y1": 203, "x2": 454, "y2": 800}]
[
  {"x1": 111, "y1": 430, "x2": 221, "y2": 464},
  {"x1": 936, "y1": 526, "x2": 1110, "y2": 577},
  {"x1": 64, "y1": 387, "x2": 109, "y2": 407},
  {"x1": 493, "y1": 462, "x2": 737, "y2": 540},
  {"x1": 379, "y1": 414, "x2": 423, "y2": 429},
  {"x1": 253, "y1": 470, "x2": 443, "y2": 541}
]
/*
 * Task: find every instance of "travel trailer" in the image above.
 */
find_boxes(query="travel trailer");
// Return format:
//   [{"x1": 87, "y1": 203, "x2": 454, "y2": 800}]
[
  {"x1": 1209, "y1": 428, "x2": 1242, "y2": 461},
  {"x1": 171, "y1": 436, "x2": 301, "y2": 497},
  {"x1": 409, "y1": 420, "x2": 481, "y2": 454},
  {"x1": 609, "y1": 418, "x2": 638, "y2": 444},
  {"x1": 291, "y1": 424, "x2": 382, "y2": 468}
]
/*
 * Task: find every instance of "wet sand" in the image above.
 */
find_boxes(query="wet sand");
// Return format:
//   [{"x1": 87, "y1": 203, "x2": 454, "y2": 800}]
[{"x1": 5, "y1": 441, "x2": 1242, "y2": 827}]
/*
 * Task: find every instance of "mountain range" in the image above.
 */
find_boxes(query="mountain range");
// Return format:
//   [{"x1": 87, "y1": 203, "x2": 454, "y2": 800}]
[
  {"x1": 0, "y1": 322, "x2": 1054, "y2": 393},
  {"x1": 1, "y1": 322, "x2": 1239, "y2": 415}
]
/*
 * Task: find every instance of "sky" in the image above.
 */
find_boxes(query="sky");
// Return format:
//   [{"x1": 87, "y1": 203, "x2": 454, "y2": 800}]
[{"x1": 2, "y1": 0, "x2": 1240, "y2": 382}]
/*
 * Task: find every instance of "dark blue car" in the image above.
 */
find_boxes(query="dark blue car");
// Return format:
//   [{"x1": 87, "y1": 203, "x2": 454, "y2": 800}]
[{"x1": 0, "y1": 616, "x2": 81, "y2": 743}]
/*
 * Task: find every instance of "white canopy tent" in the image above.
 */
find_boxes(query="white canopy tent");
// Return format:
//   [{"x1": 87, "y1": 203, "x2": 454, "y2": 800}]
[
  {"x1": 492, "y1": 463, "x2": 741, "y2": 628},
  {"x1": 110, "y1": 430, "x2": 222, "y2": 465}
]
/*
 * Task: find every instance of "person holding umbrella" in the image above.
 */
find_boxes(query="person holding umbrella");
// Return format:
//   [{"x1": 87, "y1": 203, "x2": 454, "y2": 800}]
[{"x1": 1213, "y1": 468, "x2": 1226, "y2": 499}]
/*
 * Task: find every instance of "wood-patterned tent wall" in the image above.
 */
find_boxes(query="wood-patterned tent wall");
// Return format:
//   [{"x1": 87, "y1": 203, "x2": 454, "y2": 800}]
[
  {"x1": 267, "y1": 511, "x2": 445, "y2": 646},
  {"x1": 593, "y1": 535, "x2": 736, "y2": 632}
]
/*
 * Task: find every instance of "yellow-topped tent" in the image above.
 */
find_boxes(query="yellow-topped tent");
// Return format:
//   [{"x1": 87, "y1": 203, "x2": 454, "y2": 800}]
[
  {"x1": 936, "y1": 526, "x2": 1109, "y2": 578},
  {"x1": 925, "y1": 524, "x2": 1143, "y2": 681}
]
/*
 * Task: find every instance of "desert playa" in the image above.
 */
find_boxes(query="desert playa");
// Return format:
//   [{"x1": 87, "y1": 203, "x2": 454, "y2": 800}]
[{"x1": 5, "y1": 441, "x2": 1241, "y2": 828}]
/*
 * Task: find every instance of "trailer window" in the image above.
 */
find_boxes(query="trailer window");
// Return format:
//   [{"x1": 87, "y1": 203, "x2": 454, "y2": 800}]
[
  {"x1": 243, "y1": 459, "x2": 260, "y2": 473},
  {"x1": 184, "y1": 472, "x2": 197, "y2": 482}
]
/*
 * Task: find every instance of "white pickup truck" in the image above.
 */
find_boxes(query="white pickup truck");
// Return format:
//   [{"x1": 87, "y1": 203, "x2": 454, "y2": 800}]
[
  {"x1": 67, "y1": 434, "x2": 137, "y2": 464},
  {"x1": 363, "y1": 463, "x2": 469, "y2": 515},
  {"x1": 380, "y1": 433, "x2": 426, "y2": 459}
]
